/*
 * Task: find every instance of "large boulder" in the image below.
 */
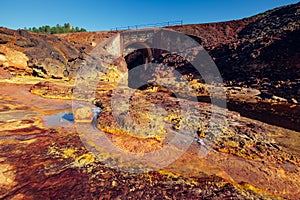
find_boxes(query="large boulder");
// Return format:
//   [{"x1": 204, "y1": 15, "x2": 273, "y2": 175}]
[{"x1": 0, "y1": 45, "x2": 31, "y2": 76}]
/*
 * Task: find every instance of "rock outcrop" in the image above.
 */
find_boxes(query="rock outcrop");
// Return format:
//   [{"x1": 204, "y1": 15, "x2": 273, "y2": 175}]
[
  {"x1": 0, "y1": 28, "x2": 81, "y2": 79},
  {"x1": 0, "y1": 45, "x2": 30, "y2": 76},
  {"x1": 210, "y1": 3, "x2": 300, "y2": 102}
]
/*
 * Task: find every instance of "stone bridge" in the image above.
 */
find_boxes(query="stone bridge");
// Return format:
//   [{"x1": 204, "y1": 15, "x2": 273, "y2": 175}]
[
  {"x1": 103, "y1": 28, "x2": 200, "y2": 64},
  {"x1": 99, "y1": 28, "x2": 202, "y2": 88}
]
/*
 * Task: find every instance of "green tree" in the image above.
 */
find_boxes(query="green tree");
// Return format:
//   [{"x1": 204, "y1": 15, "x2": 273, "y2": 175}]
[
  {"x1": 32, "y1": 27, "x2": 38, "y2": 32},
  {"x1": 26, "y1": 23, "x2": 87, "y2": 34},
  {"x1": 80, "y1": 28, "x2": 86, "y2": 32},
  {"x1": 44, "y1": 25, "x2": 51, "y2": 34}
]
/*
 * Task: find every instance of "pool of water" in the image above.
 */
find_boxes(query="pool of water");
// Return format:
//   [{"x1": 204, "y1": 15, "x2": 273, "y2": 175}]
[{"x1": 43, "y1": 112, "x2": 74, "y2": 127}]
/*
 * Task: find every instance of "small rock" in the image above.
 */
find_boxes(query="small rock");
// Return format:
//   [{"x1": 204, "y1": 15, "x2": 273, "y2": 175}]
[
  {"x1": 112, "y1": 180, "x2": 118, "y2": 187},
  {"x1": 271, "y1": 95, "x2": 287, "y2": 102},
  {"x1": 74, "y1": 107, "x2": 93, "y2": 123},
  {"x1": 291, "y1": 98, "x2": 298, "y2": 104},
  {"x1": 90, "y1": 42, "x2": 97, "y2": 47}
]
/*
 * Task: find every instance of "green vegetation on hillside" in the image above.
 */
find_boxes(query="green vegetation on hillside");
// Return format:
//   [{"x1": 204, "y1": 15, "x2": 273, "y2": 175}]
[{"x1": 24, "y1": 23, "x2": 87, "y2": 34}]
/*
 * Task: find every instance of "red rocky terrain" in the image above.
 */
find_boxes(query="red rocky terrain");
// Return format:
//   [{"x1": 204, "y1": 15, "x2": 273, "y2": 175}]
[{"x1": 0, "y1": 2, "x2": 299, "y2": 199}]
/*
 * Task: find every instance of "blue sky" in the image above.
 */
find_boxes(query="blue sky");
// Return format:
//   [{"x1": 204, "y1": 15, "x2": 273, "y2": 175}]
[{"x1": 1, "y1": 0, "x2": 299, "y2": 31}]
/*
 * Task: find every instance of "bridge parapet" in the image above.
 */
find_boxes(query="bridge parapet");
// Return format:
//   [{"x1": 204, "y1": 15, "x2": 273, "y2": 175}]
[{"x1": 110, "y1": 20, "x2": 183, "y2": 31}]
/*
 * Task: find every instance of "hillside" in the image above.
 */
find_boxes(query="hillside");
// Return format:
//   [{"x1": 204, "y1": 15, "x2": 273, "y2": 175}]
[{"x1": 0, "y1": 2, "x2": 300, "y2": 199}]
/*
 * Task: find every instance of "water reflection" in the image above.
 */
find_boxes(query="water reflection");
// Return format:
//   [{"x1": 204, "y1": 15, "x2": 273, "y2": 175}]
[{"x1": 43, "y1": 112, "x2": 74, "y2": 127}]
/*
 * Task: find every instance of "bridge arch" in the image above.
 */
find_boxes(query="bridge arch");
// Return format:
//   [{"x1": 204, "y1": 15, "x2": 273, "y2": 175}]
[
  {"x1": 122, "y1": 42, "x2": 154, "y2": 89},
  {"x1": 123, "y1": 42, "x2": 153, "y2": 70},
  {"x1": 123, "y1": 42, "x2": 152, "y2": 62}
]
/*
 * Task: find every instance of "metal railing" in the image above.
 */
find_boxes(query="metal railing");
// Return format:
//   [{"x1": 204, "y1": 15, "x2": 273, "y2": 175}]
[{"x1": 110, "y1": 20, "x2": 183, "y2": 31}]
